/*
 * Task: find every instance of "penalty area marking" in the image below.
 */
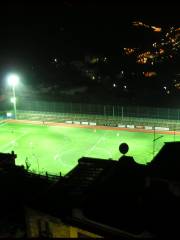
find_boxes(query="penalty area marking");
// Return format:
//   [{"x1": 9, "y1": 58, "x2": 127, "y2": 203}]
[
  {"x1": 54, "y1": 148, "x2": 81, "y2": 168},
  {"x1": 85, "y1": 133, "x2": 107, "y2": 156},
  {"x1": 84, "y1": 146, "x2": 113, "y2": 159}
]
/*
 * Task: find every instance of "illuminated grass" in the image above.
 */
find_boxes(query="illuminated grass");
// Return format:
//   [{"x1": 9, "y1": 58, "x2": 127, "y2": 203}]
[{"x1": 0, "y1": 122, "x2": 179, "y2": 175}]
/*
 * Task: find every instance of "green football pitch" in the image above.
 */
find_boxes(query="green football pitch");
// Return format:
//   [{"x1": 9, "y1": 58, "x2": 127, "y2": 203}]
[{"x1": 0, "y1": 122, "x2": 179, "y2": 175}]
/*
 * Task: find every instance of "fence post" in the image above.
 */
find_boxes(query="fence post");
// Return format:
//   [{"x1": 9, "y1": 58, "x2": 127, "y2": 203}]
[
  {"x1": 79, "y1": 104, "x2": 81, "y2": 115},
  {"x1": 71, "y1": 102, "x2": 73, "y2": 114},
  {"x1": 153, "y1": 126, "x2": 155, "y2": 158},
  {"x1": 112, "y1": 106, "x2": 115, "y2": 118},
  {"x1": 167, "y1": 108, "x2": 169, "y2": 120},
  {"x1": 121, "y1": 106, "x2": 124, "y2": 121},
  {"x1": 104, "y1": 105, "x2": 106, "y2": 117}
]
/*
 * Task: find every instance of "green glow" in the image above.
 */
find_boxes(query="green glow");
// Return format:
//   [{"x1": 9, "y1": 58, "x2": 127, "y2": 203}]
[{"x1": 0, "y1": 122, "x2": 179, "y2": 175}]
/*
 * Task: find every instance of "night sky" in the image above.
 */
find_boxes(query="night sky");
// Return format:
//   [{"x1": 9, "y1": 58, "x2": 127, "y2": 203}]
[
  {"x1": 0, "y1": 1, "x2": 178, "y2": 61},
  {"x1": 0, "y1": 1, "x2": 180, "y2": 106}
]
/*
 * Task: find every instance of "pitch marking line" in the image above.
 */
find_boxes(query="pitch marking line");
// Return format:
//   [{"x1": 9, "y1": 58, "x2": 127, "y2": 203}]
[
  {"x1": 85, "y1": 146, "x2": 113, "y2": 159},
  {"x1": 0, "y1": 131, "x2": 29, "y2": 152},
  {"x1": 0, "y1": 121, "x2": 7, "y2": 127},
  {"x1": 84, "y1": 132, "x2": 107, "y2": 156},
  {"x1": 54, "y1": 148, "x2": 81, "y2": 168}
]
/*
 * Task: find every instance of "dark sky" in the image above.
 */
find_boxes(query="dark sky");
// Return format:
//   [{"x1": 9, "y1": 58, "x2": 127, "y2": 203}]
[{"x1": 0, "y1": 0, "x2": 179, "y2": 79}]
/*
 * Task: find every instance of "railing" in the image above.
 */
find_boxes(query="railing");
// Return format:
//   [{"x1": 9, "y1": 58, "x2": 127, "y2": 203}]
[{"x1": 25, "y1": 170, "x2": 62, "y2": 182}]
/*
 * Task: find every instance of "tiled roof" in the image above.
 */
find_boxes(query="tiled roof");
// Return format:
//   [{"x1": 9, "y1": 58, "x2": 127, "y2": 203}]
[{"x1": 29, "y1": 156, "x2": 149, "y2": 236}]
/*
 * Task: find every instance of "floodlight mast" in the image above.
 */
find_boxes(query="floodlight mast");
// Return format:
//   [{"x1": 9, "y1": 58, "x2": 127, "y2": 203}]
[
  {"x1": 12, "y1": 84, "x2": 17, "y2": 119},
  {"x1": 7, "y1": 74, "x2": 19, "y2": 119}
]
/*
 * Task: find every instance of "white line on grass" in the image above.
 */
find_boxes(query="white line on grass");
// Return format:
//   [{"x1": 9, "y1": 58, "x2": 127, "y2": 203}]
[
  {"x1": 89, "y1": 146, "x2": 113, "y2": 159},
  {"x1": 54, "y1": 148, "x2": 80, "y2": 167},
  {"x1": 0, "y1": 121, "x2": 7, "y2": 127},
  {"x1": 0, "y1": 131, "x2": 29, "y2": 152},
  {"x1": 84, "y1": 133, "x2": 107, "y2": 156}
]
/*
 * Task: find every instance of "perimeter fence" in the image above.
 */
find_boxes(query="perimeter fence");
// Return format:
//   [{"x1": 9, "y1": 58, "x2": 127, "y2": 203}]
[{"x1": 3, "y1": 98, "x2": 180, "y2": 131}]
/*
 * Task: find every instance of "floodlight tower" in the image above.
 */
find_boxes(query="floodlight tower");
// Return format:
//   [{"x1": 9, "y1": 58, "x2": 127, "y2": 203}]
[{"x1": 7, "y1": 74, "x2": 19, "y2": 119}]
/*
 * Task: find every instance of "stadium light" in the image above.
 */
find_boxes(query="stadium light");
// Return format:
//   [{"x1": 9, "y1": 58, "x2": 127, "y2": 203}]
[{"x1": 7, "y1": 74, "x2": 19, "y2": 119}]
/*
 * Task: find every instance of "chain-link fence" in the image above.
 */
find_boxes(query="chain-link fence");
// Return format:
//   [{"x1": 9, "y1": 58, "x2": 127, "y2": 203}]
[
  {"x1": 14, "y1": 98, "x2": 180, "y2": 120},
  {"x1": 3, "y1": 97, "x2": 180, "y2": 130}
]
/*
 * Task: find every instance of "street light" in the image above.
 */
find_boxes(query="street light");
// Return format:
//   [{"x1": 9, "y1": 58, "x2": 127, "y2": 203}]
[{"x1": 7, "y1": 74, "x2": 19, "y2": 119}]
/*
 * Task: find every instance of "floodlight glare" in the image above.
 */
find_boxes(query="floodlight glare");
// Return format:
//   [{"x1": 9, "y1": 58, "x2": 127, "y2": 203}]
[
  {"x1": 7, "y1": 73, "x2": 20, "y2": 119},
  {"x1": 7, "y1": 74, "x2": 19, "y2": 86}
]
